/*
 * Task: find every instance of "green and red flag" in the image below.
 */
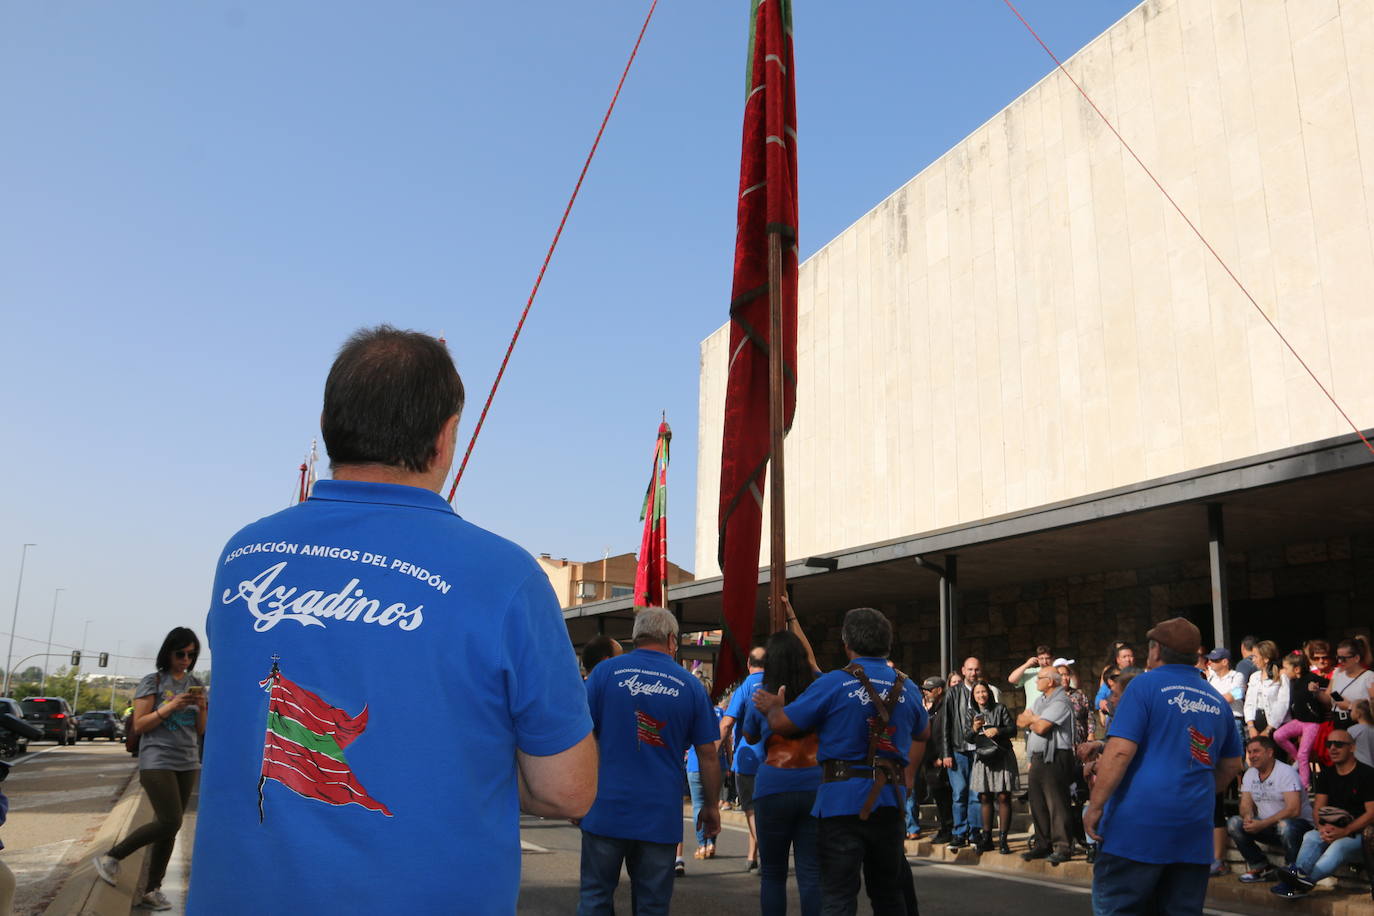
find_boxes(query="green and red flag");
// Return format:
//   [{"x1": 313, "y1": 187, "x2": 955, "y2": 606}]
[
  {"x1": 634, "y1": 419, "x2": 672, "y2": 607},
  {"x1": 717, "y1": 0, "x2": 798, "y2": 697},
  {"x1": 257, "y1": 662, "x2": 392, "y2": 819},
  {"x1": 635, "y1": 709, "x2": 667, "y2": 749}
]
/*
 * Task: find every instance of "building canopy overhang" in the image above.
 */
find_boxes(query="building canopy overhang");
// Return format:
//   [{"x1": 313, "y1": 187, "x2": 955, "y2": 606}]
[{"x1": 564, "y1": 431, "x2": 1374, "y2": 648}]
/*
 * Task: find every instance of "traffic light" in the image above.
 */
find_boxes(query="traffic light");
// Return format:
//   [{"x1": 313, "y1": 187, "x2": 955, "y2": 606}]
[
  {"x1": 70, "y1": 650, "x2": 81, "y2": 666},
  {"x1": 98, "y1": 652, "x2": 109, "y2": 667}
]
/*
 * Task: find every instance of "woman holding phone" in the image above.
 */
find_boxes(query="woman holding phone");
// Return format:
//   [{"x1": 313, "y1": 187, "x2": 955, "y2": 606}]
[{"x1": 93, "y1": 627, "x2": 207, "y2": 911}]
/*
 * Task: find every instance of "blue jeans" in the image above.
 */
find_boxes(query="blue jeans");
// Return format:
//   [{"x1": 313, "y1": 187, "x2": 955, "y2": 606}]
[
  {"x1": 1295, "y1": 830, "x2": 1363, "y2": 882},
  {"x1": 754, "y1": 790, "x2": 820, "y2": 916},
  {"x1": 1224, "y1": 814, "x2": 1311, "y2": 867},
  {"x1": 687, "y1": 771, "x2": 712, "y2": 847},
  {"x1": 946, "y1": 751, "x2": 975, "y2": 837},
  {"x1": 904, "y1": 789, "x2": 919, "y2": 836},
  {"x1": 1091, "y1": 851, "x2": 1208, "y2": 915},
  {"x1": 578, "y1": 830, "x2": 677, "y2": 916}
]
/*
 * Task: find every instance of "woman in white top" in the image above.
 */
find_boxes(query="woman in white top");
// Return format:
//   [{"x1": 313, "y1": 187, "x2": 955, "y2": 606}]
[{"x1": 1243, "y1": 640, "x2": 1288, "y2": 739}]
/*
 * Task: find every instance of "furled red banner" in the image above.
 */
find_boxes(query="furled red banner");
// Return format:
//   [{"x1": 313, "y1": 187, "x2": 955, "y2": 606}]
[
  {"x1": 716, "y1": 0, "x2": 798, "y2": 698},
  {"x1": 634, "y1": 420, "x2": 672, "y2": 607}
]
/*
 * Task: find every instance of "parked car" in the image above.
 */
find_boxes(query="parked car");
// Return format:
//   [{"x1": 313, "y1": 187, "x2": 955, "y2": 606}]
[
  {"x1": 21, "y1": 696, "x2": 79, "y2": 745},
  {"x1": 77, "y1": 710, "x2": 125, "y2": 741},
  {"x1": 0, "y1": 698, "x2": 31, "y2": 758}
]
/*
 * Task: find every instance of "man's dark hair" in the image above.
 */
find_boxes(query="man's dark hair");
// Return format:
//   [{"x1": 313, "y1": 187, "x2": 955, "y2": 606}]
[
  {"x1": 1150, "y1": 639, "x2": 1195, "y2": 667},
  {"x1": 581, "y1": 636, "x2": 618, "y2": 674},
  {"x1": 155, "y1": 627, "x2": 201, "y2": 673},
  {"x1": 748, "y1": 647, "x2": 767, "y2": 669},
  {"x1": 1035, "y1": 644, "x2": 1052, "y2": 656},
  {"x1": 1245, "y1": 735, "x2": 1278, "y2": 755},
  {"x1": 1240, "y1": 635, "x2": 1257, "y2": 651},
  {"x1": 841, "y1": 607, "x2": 892, "y2": 658},
  {"x1": 322, "y1": 325, "x2": 465, "y2": 473}
]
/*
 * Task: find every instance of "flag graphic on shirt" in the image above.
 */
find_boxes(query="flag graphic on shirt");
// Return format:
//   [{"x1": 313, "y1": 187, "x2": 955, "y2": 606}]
[
  {"x1": 257, "y1": 661, "x2": 393, "y2": 819},
  {"x1": 866, "y1": 716, "x2": 898, "y2": 754},
  {"x1": 1187, "y1": 726, "x2": 1214, "y2": 766},
  {"x1": 635, "y1": 709, "x2": 667, "y2": 749}
]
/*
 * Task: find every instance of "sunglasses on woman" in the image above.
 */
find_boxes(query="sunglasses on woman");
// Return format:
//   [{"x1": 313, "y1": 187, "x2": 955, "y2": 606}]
[
  {"x1": 173, "y1": 650, "x2": 197, "y2": 659},
  {"x1": 1336, "y1": 653, "x2": 1357, "y2": 662}
]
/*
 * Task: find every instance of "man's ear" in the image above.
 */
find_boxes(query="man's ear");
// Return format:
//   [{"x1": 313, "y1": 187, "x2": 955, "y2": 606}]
[{"x1": 431, "y1": 414, "x2": 461, "y2": 473}]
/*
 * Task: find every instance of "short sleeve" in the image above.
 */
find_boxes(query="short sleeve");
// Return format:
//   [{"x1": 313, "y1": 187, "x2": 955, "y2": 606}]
[
  {"x1": 909, "y1": 690, "x2": 931, "y2": 741},
  {"x1": 782, "y1": 672, "x2": 835, "y2": 732},
  {"x1": 1045, "y1": 696, "x2": 1072, "y2": 725},
  {"x1": 502, "y1": 572, "x2": 593, "y2": 756},
  {"x1": 726, "y1": 683, "x2": 749, "y2": 721},
  {"x1": 1094, "y1": 684, "x2": 1110, "y2": 706},
  {"x1": 741, "y1": 704, "x2": 763, "y2": 745},
  {"x1": 1273, "y1": 766, "x2": 1301, "y2": 794},
  {"x1": 134, "y1": 673, "x2": 160, "y2": 700},
  {"x1": 1107, "y1": 678, "x2": 1149, "y2": 745},
  {"x1": 1017, "y1": 668, "x2": 1038, "y2": 688}
]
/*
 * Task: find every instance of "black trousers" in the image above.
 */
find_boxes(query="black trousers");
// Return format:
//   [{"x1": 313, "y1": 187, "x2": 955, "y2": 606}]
[
  {"x1": 1027, "y1": 750, "x2": 1074, "y2": 856},
  {"x1": 921, "y1": 765, "x2": 953, "y2": 832},
  {"x1": 817, "y1": 808, "x2": 916, "y2": 916}
]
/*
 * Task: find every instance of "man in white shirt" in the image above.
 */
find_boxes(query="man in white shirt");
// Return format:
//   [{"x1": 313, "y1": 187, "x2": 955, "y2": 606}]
[
  {"x1": 1225, "y1": 735, "x2": 1314, "y2": 881},
  {"x1": 1207, "y1": 648, "x2": 1246, "y2": 734}
]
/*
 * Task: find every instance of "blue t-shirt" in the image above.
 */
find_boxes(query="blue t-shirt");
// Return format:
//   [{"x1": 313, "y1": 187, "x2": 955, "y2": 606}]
[
  {"x1": 686, "y1": 706, "x2": 724, "y2": 773},
  {"x1": 580, "y1": 648, "x2": 719, "y2": 844},
  {"x1": 726, "y1": 671, "x2": 766, "y2": 775},
  {"x1": 742, "y1": 696, "x2": 821, "y2": 800},
  {"x1": 187, "y1": 480, "x2": 592, "y2": 915},
  {"x1": 780, "y1": 658, "x2": 928, "y2": 817},
  {"x1": 1094, "y1": 683, "x2": 1111, "y2": 709},
  {"x1": 1098, "y1": 665, "x2": 1243, "y2": 865}
]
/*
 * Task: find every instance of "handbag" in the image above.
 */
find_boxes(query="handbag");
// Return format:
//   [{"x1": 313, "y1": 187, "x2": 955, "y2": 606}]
[{"x1": 973, "y1": 734, "x2": 1003, "y2": 759}]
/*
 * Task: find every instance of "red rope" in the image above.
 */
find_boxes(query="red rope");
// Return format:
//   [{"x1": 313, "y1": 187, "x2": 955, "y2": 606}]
[
  {"x1": 999, "y1": 0, "x2": 1374, "y2": 458},
  {"x1": 447, "y1": 0, "x2": 661, "y2": 503}
]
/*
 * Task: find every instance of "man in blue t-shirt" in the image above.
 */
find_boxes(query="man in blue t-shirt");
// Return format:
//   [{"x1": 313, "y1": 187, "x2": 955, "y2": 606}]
[
  {"x1": 719, "y1": 646, "x2": 766, "y2": 870},
  {"x1": 578, "y1": 607, "x2": 721, "y2": 915},
  {"x1": 187, "y1": 327, "x2": 596, "y2": 915},
  {"x1": 755, "y1": 607, "x2": 929, "y2": 915},
  {"x1": 1086, "y1": 617, "x2": 1244, "y2": 915}
]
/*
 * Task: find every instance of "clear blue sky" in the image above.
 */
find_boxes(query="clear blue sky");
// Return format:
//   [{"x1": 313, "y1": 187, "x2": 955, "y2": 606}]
[{"x1": 0, "y1": 0, "x2": 1143, "y2": 672}]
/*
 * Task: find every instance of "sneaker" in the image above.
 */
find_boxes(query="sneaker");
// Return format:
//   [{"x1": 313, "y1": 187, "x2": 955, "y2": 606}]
[
  {"x1": 92, "y1": 855, "x2": 119, "y2": 887},
  {"x1": 138, "y1": 889, "x2": 172, "y2": 911},
  {"x1": 1270, "y1": 881, "x2": 1310, "y2": 899},
  {"x1": 1239, "y1": 864, "x2": 1276, "y2": 883},
  {"x1": 674, "y1": 858, "x2": 685, "y2": 877},
  {"x1": 1085, "y1": 845, "x2": 1097, "y2": 864},
  {"x1": 930, "y1": 831, "x2": 954, "y2": 845},
  {"x1": 1277, "y1": 866, "x2": 1316, "y2": 893},
  {"x1": 947, "y1": 834, "x2": 969, "y2": 849},
  {"x1": 1208, "y1": 860, "x2": 1228, "y2": 878}
]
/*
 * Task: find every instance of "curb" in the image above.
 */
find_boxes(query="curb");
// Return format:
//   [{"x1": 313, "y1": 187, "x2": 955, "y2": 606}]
[
  {"x1": 43, "y1": 770, "x2": 152, "y2": 916},
  {"x1": 694, "y1": 803, "x2": 1373, "y2": 914}
]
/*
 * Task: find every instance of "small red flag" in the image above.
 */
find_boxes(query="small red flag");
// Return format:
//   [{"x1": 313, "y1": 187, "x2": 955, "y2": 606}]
[
  {"x1": 634, "y1": 420, "x2": 672, "y2": 608},
  {"x1": 716, "y1": 0, "x2": 798, "y2": 696}
]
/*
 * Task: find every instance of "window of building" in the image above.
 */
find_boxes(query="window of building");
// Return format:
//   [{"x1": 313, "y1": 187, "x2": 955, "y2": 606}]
[{"x1": 610, "y1": 585, "x2": 634, "y2": 599}]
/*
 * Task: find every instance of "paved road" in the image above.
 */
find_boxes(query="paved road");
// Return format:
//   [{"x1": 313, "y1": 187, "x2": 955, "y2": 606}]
[
  {"x1": 2, "y1": 739, "x2": 137, "y2": 915},
  {"x1": 518, "y1": 815, "x2": 1101, "y2": 914}
]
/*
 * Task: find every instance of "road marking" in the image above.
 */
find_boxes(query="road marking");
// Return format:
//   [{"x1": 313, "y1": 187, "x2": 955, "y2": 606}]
[
  {"x1": 910, "y1": 860, "x2": 1247, "y2": 915},
  {"x1": 682, "y1": 816, "x2": 751, "y2": 835},
  {"x1": 521, "y1": 839, "x2": 551, "y2": 854},
  {"x1": 7, "y1": 745, "x2": 68, "y2": 767}
]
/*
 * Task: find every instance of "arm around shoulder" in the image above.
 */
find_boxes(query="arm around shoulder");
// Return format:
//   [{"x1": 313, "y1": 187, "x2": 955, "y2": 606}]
[{"x1": 517, "y1": 732, "x2": 598, "y2": 819}]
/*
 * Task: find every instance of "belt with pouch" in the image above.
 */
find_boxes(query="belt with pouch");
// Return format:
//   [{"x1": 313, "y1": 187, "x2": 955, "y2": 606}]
[{"x1": 821, "y1": 758, "x2": 906, "y2": 819}]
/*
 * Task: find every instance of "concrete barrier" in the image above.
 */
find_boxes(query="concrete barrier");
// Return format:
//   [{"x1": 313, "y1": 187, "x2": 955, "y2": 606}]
[{"x1": 42, "y1": 774, "x2": 151, "y2": 916}]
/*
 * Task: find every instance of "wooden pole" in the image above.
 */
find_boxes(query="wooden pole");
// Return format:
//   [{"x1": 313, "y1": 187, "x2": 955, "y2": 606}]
[{"x1": 767, "y1": 232, "x2": 787, "y2": 633}]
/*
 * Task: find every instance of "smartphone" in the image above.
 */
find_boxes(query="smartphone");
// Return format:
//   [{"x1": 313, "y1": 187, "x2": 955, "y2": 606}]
[{"x1": 188, "y1": 686, "x2": 205, "y2": 695}]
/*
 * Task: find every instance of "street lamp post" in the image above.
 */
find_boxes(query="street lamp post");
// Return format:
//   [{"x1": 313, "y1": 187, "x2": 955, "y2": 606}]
[
  {"x1": 40, "y1": 587, "x2": 64, "y2": 695},
  {"x1": 72, "y1": 619, "x2": 92, "y2": 712},
  {"x1": 3, "y1": 543, "x2": 36, "y2": 698},
  {"x1": 112, "y1": 639, "x2": 124, "y2": 712}
]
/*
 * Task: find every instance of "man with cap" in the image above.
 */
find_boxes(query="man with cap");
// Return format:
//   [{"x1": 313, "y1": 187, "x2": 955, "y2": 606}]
[
  {"x1": 1206, "y1": 647, "x2": 1247, "y2": 737},
  {"x1": 1086, "y1": 618, "x2": 1245, "y2": 914},
  {"x1": 908, "y1": 676, "x2": 953, "y2": 843}
]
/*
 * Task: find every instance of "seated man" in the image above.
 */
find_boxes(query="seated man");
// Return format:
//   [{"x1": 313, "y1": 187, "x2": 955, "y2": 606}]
[
  {"x1": 1225, "y1": 736, "x2": 1313, "y2": 881},
  {"x1": 1273, "y1": 729, "x2": 1374, "y2": 898}
]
